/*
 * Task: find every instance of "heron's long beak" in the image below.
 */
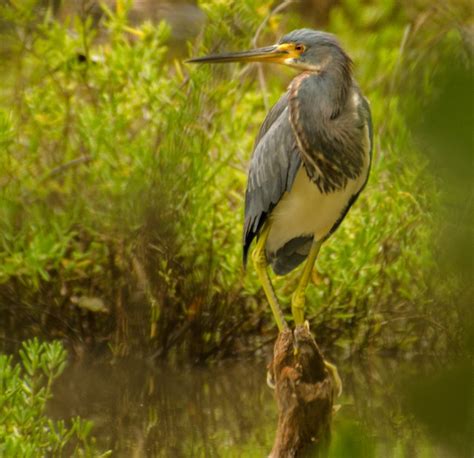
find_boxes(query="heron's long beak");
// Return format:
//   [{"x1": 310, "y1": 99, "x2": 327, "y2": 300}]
[{"x1": 187, "y1": 44, "x2": 292, "y2": 65}]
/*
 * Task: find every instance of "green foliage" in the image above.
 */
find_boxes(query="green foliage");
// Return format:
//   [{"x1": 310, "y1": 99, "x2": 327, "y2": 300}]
[
  {"x1": 0, "y1": 339, "x2": 108, "y2": 457},
  {"x1": 0, "y1": 0, "x2": 469, "y2": 359},
  {"x1": 0, "y1": 0, "x2": 266, "y2": 359},
  {"x1": 0, "y1": 1, "x2": 470, "y2": 455}
]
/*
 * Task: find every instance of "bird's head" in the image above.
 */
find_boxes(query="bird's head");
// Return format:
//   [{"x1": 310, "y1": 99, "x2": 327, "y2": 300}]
[{"x1": 187, "y1": 28, "x2": 350, "y2": 73}]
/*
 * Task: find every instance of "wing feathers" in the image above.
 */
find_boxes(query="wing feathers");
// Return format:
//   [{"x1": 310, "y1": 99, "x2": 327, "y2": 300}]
[{"x1": 243, "y1": 93, "x2": 301, "y2": 265}]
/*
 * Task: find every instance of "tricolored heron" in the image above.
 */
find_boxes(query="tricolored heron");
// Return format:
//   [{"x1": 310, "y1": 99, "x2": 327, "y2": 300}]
[{"x1": 189, "y1": 29, "x2": 372, "y2": 341}]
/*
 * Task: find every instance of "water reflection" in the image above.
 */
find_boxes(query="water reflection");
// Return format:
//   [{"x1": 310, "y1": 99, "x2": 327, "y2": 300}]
[
  {"x1": 49, "y1": 356, "x2": 462, "y2": 457},
  {"x1": 49, "y1": 359, "x2": 276, "y2": 456}
]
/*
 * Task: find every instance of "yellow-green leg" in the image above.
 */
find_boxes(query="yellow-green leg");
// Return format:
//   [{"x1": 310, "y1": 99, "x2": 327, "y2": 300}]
[
  {"x1": 291, "y1": 239, "x2": 323, "y2": 325},
  {"x1": 295, "y1": 258, "x2": 343, "y2": 399},
  {"x1": 252, "y1": 224, "x2": 288, "y2": 331}
]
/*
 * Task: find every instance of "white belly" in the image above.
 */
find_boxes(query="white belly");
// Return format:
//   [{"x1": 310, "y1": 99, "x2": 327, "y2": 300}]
[{"x1": 266, "y1": 163, "x2": 368, "y2": 255}]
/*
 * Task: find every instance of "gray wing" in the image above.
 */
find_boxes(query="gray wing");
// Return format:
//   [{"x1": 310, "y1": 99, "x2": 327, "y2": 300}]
[{"x1": 243, "y1": 93, "x2": 302, "y2": 265}]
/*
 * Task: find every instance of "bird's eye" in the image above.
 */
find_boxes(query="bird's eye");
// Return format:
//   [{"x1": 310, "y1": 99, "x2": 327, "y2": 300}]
[{"x1": 295, "y1": 44, "x2": 305, "y2": 52}]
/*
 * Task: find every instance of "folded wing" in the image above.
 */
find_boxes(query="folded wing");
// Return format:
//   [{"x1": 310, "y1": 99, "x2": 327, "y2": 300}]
[{"x1": 243, "y1": 93, "x2": 302, "y2": 265}]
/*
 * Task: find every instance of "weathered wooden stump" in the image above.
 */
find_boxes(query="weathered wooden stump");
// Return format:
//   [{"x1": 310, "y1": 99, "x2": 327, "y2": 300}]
[{"x1": 268, "y1": 325, "x2": 339, "y2": 457}]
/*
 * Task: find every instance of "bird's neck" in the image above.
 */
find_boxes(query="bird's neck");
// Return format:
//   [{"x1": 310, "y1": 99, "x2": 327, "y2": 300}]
[
  {"x1": 287, "y1": 59, "x2": 358, "y2": 193},
  {"x1": 292, "y1": 58, "x2": 352, "y2": 120},
  {"x1": 320, "y1": 63, "x2": 352, "y2": 118},
  {"x1": 288, "y1": 56, "x2": 353, "y2": 125}
]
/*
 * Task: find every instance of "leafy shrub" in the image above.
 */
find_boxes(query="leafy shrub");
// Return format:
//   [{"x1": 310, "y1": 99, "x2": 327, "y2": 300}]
[
  {"x1": 0, "y1": 0, "x2": 468, "y2": 360},
  {"x1": 0, "y1": 338, "x2": 108, "y2": 457}
]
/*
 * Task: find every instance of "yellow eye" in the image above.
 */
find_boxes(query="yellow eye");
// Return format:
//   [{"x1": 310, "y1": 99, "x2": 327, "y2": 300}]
[{"x1": 295, "y1": 43, "x2": 305, "y2": 52}]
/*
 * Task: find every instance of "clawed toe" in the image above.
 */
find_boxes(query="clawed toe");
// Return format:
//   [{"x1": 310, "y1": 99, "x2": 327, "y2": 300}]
[
  {"x1": 266, "y1": 370, "x2": 276, "y2": 390},
  {"x1": 324, "y1": 360, "x2": 343, "y2": 397}
]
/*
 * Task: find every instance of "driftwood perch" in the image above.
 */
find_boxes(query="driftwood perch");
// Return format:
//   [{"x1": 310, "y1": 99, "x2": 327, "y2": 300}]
[{"x1": 268, "y1": 325, "x2": 339, "y2": 457}]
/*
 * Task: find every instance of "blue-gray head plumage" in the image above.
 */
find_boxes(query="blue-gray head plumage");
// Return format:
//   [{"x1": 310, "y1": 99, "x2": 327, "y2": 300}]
[
  {"x1": 279, "y1": 29, "x2": 341, "y2": 48},
  {"x1": 278, "y1": 29, "x2": 352, "y2": 75}
]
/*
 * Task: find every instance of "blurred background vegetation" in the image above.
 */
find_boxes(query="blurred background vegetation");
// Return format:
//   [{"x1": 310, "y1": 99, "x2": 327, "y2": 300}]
[
  {"x1": 0, "y1": 0, "x2": 472, "y2": 456},
  {"x1": 0, "y1": 0, "x2": 471, "y2": 361}
]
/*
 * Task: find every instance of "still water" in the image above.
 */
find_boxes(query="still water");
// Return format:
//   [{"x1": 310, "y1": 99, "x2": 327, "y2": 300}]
[{"x1": 48, "y1": 355, "x2": 462, "y2": 457}]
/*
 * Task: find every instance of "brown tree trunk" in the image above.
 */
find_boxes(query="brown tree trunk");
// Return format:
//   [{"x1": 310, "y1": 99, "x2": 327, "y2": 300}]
[{"x1": 268, "y1": 325, "x2": 337, "y2": 457}]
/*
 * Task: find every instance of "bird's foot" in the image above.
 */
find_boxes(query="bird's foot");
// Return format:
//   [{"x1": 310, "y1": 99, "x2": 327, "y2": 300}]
[
  {"x1": 324, "y1": 360, "x2": 343, "y2": 397},
  {"x1": 299, "y1": 320, "x2": 343, "y2": 398},
  {"x1": 266, "y1": 369, "x2": 276, "y2": 390}
]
